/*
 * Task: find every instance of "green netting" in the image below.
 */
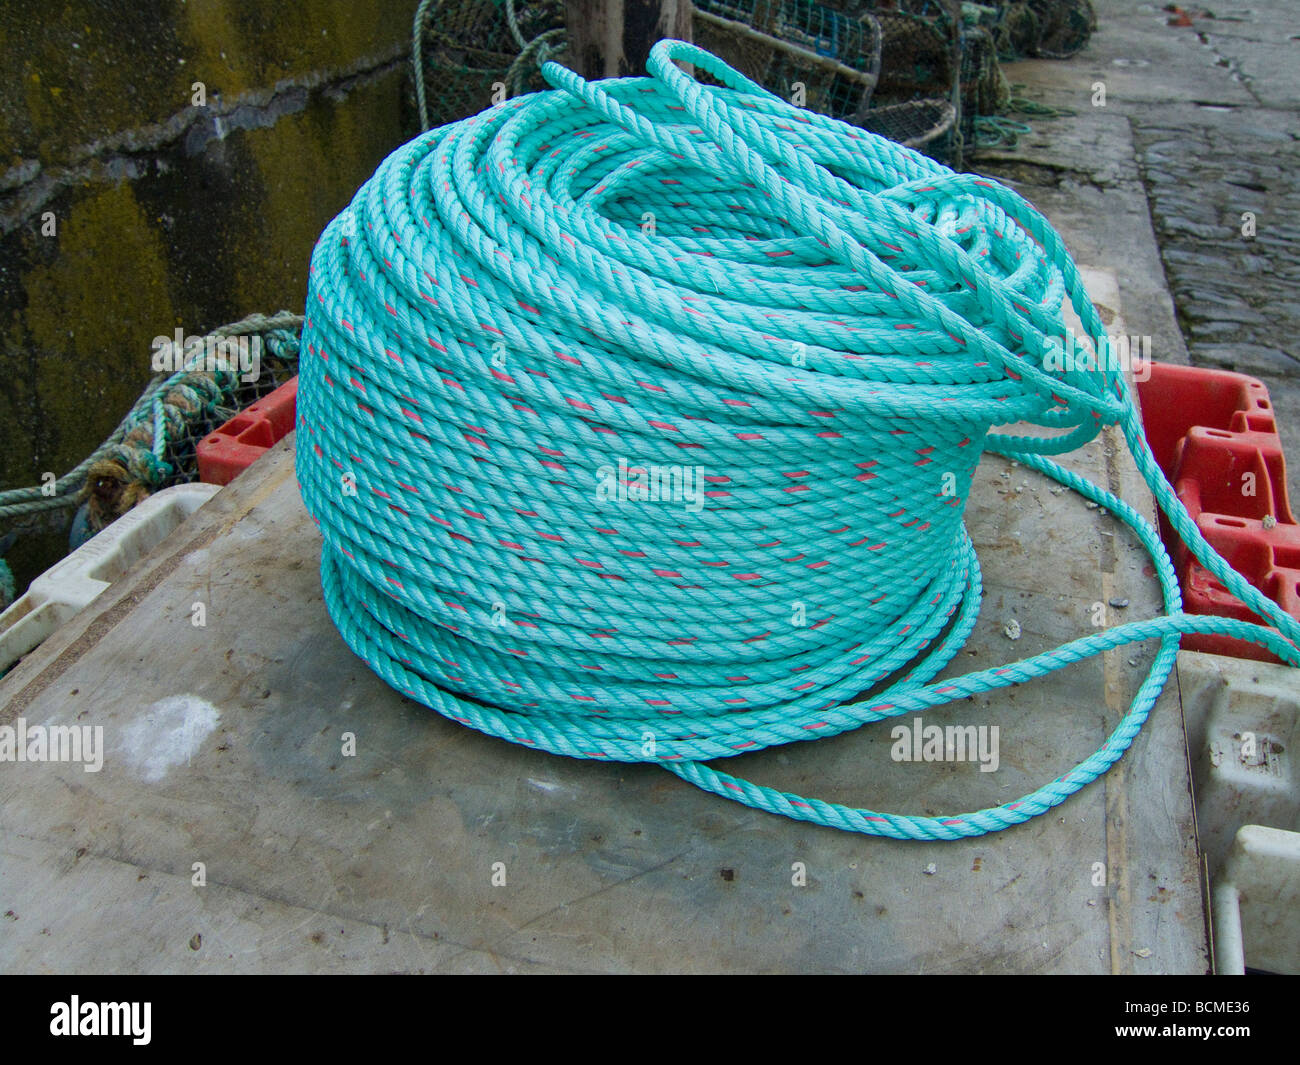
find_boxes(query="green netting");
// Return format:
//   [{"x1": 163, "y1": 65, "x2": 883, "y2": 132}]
[
  {"x1": 827, "y1": 0, "x2": 1094, "y2": 165},
  {"x1": 410, "y1": 0, "x2": 1094, "y2": 172},
  {"x1": 414, "y1": 0, "x2": 565, "y2": 131},
  {"x1": 811, "y1": 2, "x2": 964, "y2": 166},
  {"x1": 692, "y1": 0, "x2": 881, "y2": 122},
  {"x1": 960, "y1": 23, "x2": 1009, "y2": 145},
  {"x1": 856, "y1": 96, "x2": 956, "y2": 149},
  {"x1": 985, "y1": 0, "x2": 1097, "y2": 60}
]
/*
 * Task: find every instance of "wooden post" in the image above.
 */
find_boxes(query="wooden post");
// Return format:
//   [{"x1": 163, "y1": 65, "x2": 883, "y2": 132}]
[{"x1": 565, "y1": 0, "x2": 693, "y2": 79}]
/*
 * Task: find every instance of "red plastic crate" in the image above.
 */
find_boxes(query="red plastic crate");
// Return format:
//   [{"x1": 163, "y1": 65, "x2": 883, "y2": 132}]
[
  {"x1": 1136, "y1": 361, "x2": 1300, "y2": 663},
  {"x1": 197, "y1": 376, "x2": 298, "y2": 486}
]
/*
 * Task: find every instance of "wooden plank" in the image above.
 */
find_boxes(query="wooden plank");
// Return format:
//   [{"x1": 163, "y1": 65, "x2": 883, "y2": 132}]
[
  {"x1": 566, "y1": 0, "x2": 692, "y2": 78},
  {"x1": 0, "y1": 320, "x2": 1209, "y2": 970}
]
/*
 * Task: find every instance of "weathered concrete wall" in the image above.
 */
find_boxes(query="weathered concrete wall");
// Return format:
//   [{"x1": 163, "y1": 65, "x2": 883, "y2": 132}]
[{"x1": 0, "y1": 0, "x2": 420, "y2": 585}]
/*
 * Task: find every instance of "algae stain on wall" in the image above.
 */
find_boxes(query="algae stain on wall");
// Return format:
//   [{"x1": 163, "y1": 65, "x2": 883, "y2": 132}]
[
  {"x1": 180, "y1": 0, "x2": 410, "y2": 93},
  {"x1": 234, "y1": 76, "x2": 405, "y2": 314},
  {"x1": 3, "y1": 3, "x2": 191, "y2": 166},
  {"x1": 0, "y1": 0, "x2": 418, "y2": 594},
  {"x1": 18, "y1": 182, "x2": 175, "y2": 481},
  {"x1": 174, "y1": 0, "x2": 418, "y2": 310}
]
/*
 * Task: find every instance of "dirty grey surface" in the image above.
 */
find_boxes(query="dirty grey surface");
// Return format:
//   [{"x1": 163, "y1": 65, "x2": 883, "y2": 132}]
[{"x1": 0, "y1": 422, "x2": 1206, "y2": 973}]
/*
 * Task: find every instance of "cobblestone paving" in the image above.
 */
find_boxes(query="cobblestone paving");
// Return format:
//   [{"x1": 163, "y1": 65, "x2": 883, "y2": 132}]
[{"x1": 1134, "y1": 118, "x2": 1300, "y2": 383}]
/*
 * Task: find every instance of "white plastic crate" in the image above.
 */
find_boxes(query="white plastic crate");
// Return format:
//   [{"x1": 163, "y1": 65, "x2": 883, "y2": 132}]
[
  {"x1": 1212, "y1": 825, "x2": 1300, "y2": 975},
  {"x1": 1178, "y1": 650, "x2": 1300, "y2": 973},
  {"x1": 0, "y1": 483, "x2": 219, "y2": 674}
]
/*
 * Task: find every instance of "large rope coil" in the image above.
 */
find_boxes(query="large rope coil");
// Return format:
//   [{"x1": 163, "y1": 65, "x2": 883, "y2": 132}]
[{"x1": 296, "y1": 41, "x2": 1298, "y2": 839}]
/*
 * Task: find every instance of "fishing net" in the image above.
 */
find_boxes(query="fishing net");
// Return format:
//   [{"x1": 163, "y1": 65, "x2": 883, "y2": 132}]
[
  {"x1": 829, "y1": 2, "x2": 964, "y2": 167},
  {"x1": 415, "y1": 0, "x2": 879, "y2": 130},
  {"x1": 410, "y1": 0, "x2": 1093, "y2": 172},
  {"x1": 76, "y1": 321, "x2": 304, "y2": 539},
  {"x1": 152, "y1": 331, "x2": 301, "y2": 493},
  {"x1": 692, "y1": 0, "x2": 881, "y2": 122},
  {"x1": 960, "y1": 23, "x2": 1009, "y2": 142},
  {"x1": 856, "y1": 96, "x2": 956, "y2": 149},
  {"x1": 1030, "y1": 0, "x2": 1096, "y2": 59},
  {"x1": 830, "y1": 0, "x2": 1092, "y2": 164},
  {"x1": 688, "y1": 0, "x2": 963, "y2": 165},
  {"x1": 414, "y1": 0, "x2": 565, "y2": 130},
  {"x1": 987, "y1": 0, "x2": 1096, "y2": 60},
  {"x1": 991, "y1": 0, "x2": 1039, "y2": 56},
  {"x1": 411, "y1": 0, "x2": 958, "y2": 160}
]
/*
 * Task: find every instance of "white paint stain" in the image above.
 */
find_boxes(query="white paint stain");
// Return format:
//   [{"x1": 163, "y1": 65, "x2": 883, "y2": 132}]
[{"x1": 121, "y1": 694, "x2": 220, "y2": 781}]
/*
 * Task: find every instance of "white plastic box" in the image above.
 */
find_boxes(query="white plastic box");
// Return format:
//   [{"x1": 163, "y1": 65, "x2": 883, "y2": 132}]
[
  {"x1": 1212, "y1": 825, "x2": 1300, "y2": 976},
  {"x1": 1178, "y1": 650, "x2": 1300, "y2": 973},
  {"x1": 0, "y1": 482, "x2": 219, "y2": 674}
]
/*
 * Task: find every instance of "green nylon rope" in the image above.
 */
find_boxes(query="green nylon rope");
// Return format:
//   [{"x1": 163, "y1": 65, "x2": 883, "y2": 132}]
[{"x1": 295, "y1": 41, "x2": 1299, "y2": 841}]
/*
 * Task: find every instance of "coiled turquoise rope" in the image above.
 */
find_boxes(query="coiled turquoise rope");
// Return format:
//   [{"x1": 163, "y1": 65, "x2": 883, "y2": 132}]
[{"x1": 296, "y1": 41, "x2": 1299, "y2": 841}]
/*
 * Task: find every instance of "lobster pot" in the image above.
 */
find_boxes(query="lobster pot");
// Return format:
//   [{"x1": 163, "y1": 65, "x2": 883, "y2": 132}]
[
  {"x1": 692, "y1": 0, "x2": 880, "y2": 122},
  {"x1": 856, "y1": 97, "x2": 956, "y2": 165},
  {"x1": 415, "y1": 0, "x2": 563, "y2": 130}
]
